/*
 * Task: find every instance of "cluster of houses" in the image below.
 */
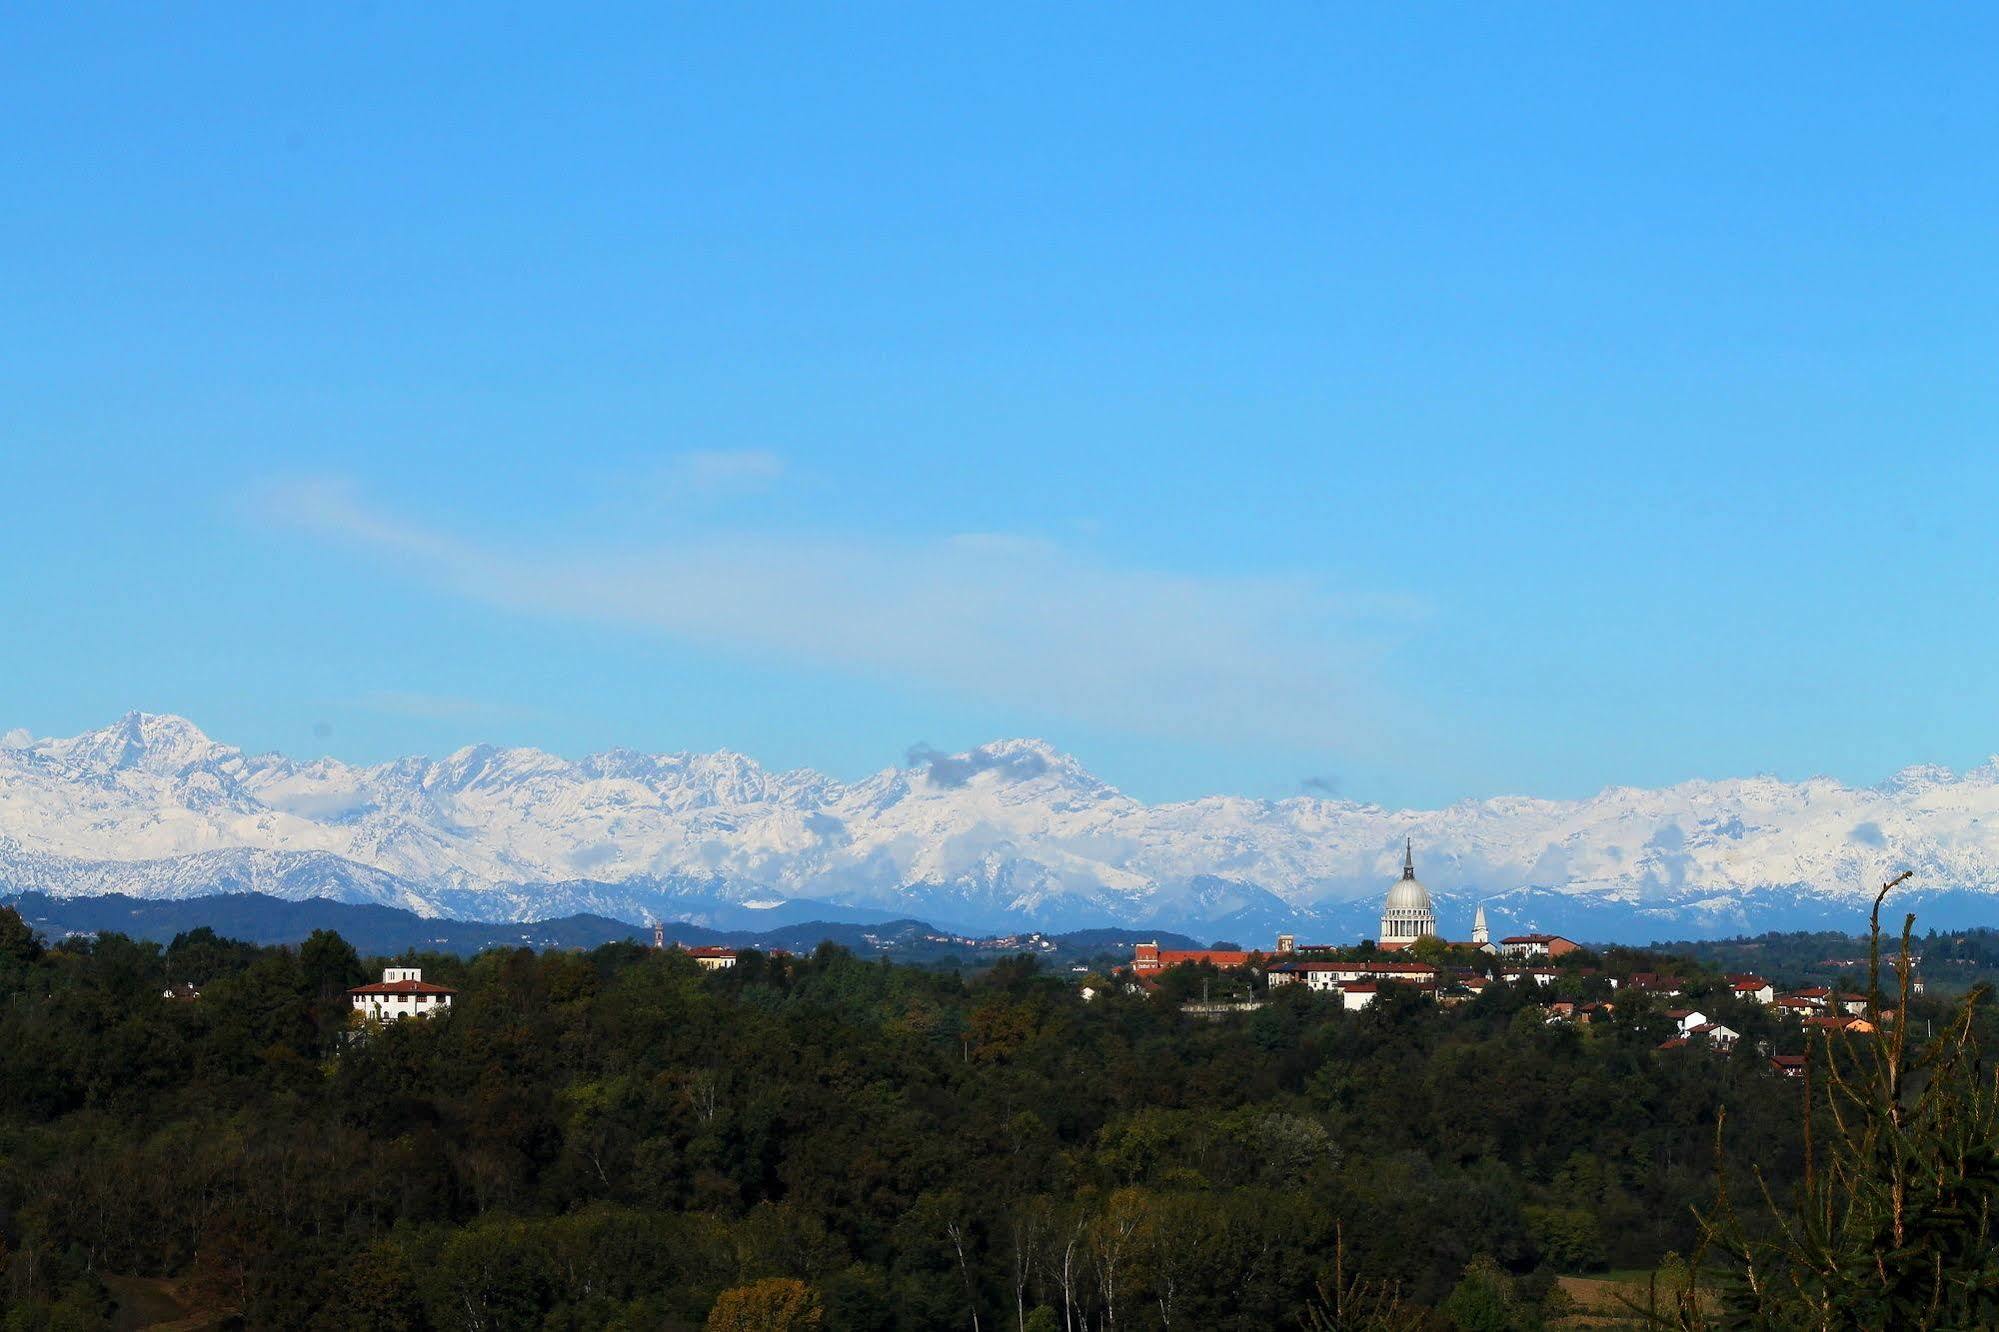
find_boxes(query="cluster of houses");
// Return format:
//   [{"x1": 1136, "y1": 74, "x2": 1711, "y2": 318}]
[
  {"x1": 1128, "y1": 929, "x2": 1598, "y2": 1012},
  {"x1": 1122, "y1": 927, "x2": 1908, "y2": 1080}
]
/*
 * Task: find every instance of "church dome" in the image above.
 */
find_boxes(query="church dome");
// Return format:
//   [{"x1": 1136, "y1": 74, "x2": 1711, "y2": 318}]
[
  {"x1": 1384, "y1": 874, "x2": 1433, "y2": 914},
  {"x1": 1378, "y1": 839, "x2": 1439, "y2": 944}
]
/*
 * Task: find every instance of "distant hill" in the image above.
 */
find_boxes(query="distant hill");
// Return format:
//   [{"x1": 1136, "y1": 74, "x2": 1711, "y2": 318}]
[
  {"x1": 1653, "y1": 925, "x2": 1999, "y2": 997},
  {"x1": 0, "y1": 891, "x2": 1190, "y2": 967},
  {"x1": 0, "y1": 891, "x2": 656, "y2": 954}
]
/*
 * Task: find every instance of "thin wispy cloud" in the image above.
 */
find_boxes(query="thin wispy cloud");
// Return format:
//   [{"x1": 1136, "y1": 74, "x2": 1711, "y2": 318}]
[
  {"x1": 355, "y1": 690, "x2": 521, "y2": 723},
  {"x1": 661, "y1": 449, "x2": 786, "y2": 496},
  {"x1": 258, "y1": 478, "x2": 1422, "y2": 750}
]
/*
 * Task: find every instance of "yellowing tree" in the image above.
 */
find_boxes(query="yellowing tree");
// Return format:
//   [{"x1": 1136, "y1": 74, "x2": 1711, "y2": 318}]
[{"x1": 705, "y1": 1277, "x2": 823, "y2": 1332}]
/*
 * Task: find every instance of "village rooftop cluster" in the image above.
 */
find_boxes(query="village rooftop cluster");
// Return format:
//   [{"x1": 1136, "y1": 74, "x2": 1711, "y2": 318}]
[{"x1": 1112, "y1": 844, "x2": 1922, "y2": 1078}]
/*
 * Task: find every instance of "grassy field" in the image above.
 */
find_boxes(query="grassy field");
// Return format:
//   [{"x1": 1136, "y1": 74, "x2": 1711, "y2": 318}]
[
  {"x1": 103, "y1": 1274, "x2": 234, "y2": 1332},
  {"x1": 1553, "y1": 1268, "x2": 1716, "y2": 1327}
]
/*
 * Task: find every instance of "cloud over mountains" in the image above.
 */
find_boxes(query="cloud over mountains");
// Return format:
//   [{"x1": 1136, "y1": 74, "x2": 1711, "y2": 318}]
[{"x1": 257, "y1": 476, "x2": 1420, "y2": 752}]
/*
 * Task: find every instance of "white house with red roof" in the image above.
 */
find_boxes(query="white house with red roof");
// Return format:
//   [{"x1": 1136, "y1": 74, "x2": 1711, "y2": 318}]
[
  {"x1": 1662, "y1": 1008, "x2": 1709, "y2": 1036},
  {"x1": 1686, "y1": 1021, "x2": 1740, "y2": 1050},
  {"x1": 1728, "y1": 975, "x2": 1775, "y2": 1005},
  {"x1": 1266, "y1": 959, "x2": 1441, "y2": 992},
  {"x1": 1340, "y1": 982, "x2": 1379, "y2": 1011},
  {"x1": 348, "y1": 967, "x2": 456, "y2": 1022},
  {"x1": 1498, "y1": 933, "x2": 1581, "y2": 962},
  {"x1": 1131, "y1": 942, "x2": 1256, "y2": 973}
]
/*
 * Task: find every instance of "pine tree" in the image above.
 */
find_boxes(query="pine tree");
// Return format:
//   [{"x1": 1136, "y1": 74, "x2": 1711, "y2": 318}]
[{"x1": 1644, "y1": 872, "x2": 1999, "y2": 1329}]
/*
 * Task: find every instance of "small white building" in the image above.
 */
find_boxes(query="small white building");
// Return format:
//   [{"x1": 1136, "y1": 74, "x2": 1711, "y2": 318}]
[
  {"x1": 1267, "y1": 960, "x2": 1441, "y2": 993},
  {"x1": 1688, "y1": 1021, "x2": 1740, "y2": 1050},
  {"x1": 1728, "y1": 975, "x2": 1775, "y2": 1005},
  {"x1": 1498, "y1": 934, "x2": 1581, "y2": 962},
  {"x1": 1664, "y1": 1009, "x2": 1709, "y2": 1037},
  {"x1": 348, "y1": 967, "x2": 456, "y2": 1022},
  {"x1": 1341, "y1": 980, "x2": 1442, "y2": 1011}
]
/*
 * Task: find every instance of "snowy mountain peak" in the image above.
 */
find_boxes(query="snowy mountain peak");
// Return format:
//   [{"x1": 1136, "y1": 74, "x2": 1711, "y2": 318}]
[
  {"x1": 429, "y1": 743, "x2": 572, "y2": 792},
  {"x1": 36, "y1": 711, "x2": 231, "y2": 776},
  {"x1": 903, "y1": 738, "x2": 1115, "y2": 798},
  {"x1": 2, "y1": 712, "x2": 1995, "y2": 937},
  {"x1": 1880, "y1": 763, "x2": 1962, "y2": 794}
]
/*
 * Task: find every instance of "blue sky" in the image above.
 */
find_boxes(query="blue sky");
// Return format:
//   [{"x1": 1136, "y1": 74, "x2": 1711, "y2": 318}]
[{"x1": 4, "y1": 6, "x2": 1996, "y2": 807}]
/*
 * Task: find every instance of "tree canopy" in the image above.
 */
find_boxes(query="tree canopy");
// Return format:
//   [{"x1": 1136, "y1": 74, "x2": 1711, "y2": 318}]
[{"x1": 0, "y1": 903, "x2": 1968, "y2": 1330}]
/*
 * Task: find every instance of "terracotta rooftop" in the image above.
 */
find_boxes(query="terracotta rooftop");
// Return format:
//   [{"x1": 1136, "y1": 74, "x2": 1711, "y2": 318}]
[
  {"x1": 1269, "y1": 960, "x2": 1436, "y2": 974},
  {"x1": 348, "y1": 979, "x2": 457, "y2": 996}
]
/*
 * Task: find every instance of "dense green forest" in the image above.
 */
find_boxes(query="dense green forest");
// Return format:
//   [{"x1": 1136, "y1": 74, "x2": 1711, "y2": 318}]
[{"x1": 0, "y1": 906, "x2": 1938, "y2": 1330}]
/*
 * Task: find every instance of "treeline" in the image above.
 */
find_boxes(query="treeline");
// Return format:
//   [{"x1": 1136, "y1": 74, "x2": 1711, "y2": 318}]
[
  {"x1": 0, "y1": 909, "x2": 1823, "y2": 1330},
  {"x1": 1653, "y1": 925, "x2": 1999, "y2": 1001}
]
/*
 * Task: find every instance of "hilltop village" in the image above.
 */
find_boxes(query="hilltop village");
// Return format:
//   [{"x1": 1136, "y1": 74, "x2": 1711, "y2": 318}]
[{"x1": 1116, "y1": 844, "x2": 1921, "y2": 1071}]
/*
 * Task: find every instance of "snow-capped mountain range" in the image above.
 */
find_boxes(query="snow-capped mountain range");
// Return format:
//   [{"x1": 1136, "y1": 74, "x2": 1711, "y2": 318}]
[{"x1": 2, "y1": 712, "x2": 1996, "y2": 941}]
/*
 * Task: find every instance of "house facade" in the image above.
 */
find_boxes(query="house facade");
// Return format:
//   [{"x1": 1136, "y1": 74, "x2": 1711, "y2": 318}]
[
  {"x1": 1131, "y1": 942, "x2": 1255, "y2": 973},
  {"x1": 1265, "y1": 959, "x2": 1440, "y2": 992},
  {"x1": 348, "y1": 968, "x2": 456, "y2": 1023},
  {"x1": 1498, "y1": 934, "x2": 1581, "y2": 962}
]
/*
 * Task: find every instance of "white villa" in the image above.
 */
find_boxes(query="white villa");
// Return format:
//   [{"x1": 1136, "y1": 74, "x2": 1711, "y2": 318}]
[{"x1": 348, "y1": 967, "x2": 457, "y2": 1022}]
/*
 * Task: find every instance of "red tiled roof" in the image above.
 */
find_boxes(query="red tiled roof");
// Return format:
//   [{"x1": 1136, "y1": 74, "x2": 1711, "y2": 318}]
[
  {"x1": 1271, "y1": 960, "x2": 1435, "y2": 975},
  {"x1": 348, "y1": 979, "x2": 457, "y2": 996},
  {"x1": 1134, "y1": 945, "x2": 1256, "y2": 971},
  {"x1": 682, "y1": 946, "x2": 737, "y2": 958}
]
